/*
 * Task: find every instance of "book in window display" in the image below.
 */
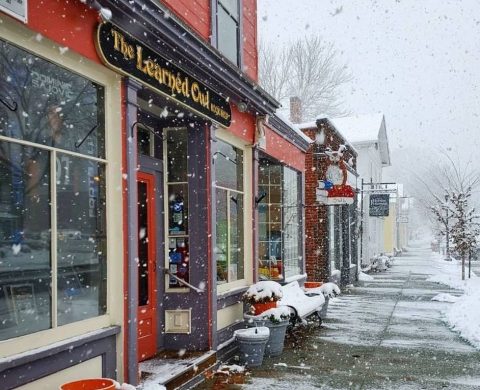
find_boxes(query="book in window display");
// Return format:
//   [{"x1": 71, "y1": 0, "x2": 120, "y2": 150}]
[{"x1": 169, "y1": 193, "x2": 186, "y2": 235}]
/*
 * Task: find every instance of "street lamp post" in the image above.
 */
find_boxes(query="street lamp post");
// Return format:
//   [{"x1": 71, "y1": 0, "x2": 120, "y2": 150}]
[{"x1": 444, "y1": 194, "x2": 450, "y2": 261}]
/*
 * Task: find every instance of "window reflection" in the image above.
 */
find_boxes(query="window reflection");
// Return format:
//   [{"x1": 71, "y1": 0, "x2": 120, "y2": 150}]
[
  {"x1": 215, "y1": 139, "x2": 244, "y2": 284},
  {"x1": 258, "y1": 160, "x2": 301, "y2": 280},
  {"x1": 0, "y1": 142, "x2": 51, "y2": 340},
  {"x1": 56, "y1": 155, "x2": 107, "y2": 326}
]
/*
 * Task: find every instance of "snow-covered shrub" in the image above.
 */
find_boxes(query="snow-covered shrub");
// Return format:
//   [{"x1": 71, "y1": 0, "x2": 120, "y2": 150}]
[{"x1": 242, "y1": 280, "x2": 283, "y2": 304}]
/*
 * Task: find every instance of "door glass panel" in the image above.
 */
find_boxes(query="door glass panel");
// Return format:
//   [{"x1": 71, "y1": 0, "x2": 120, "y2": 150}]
[{"x1": 138, "y1": 181, "x2": 149, "y2": 307}]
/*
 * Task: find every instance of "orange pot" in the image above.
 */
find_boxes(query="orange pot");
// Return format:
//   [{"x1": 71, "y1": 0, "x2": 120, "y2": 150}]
[
  {"x1": 304, "y1": 281, "x2": 323, "y2": 289},
  {"x1": 59, "y1": 378, "x2": 116, "y2": 390},
  {"x1": 252, "y1": 301, "x2": 277, "y2": 315}
]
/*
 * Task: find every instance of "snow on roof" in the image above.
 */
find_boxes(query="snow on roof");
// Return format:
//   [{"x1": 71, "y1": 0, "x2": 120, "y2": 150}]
[
  {"x1": 297, "y1": 118, "x2": 358, "y2": 156},
  {"x1": 274, "y1": 112, "x2": 314, "y2": 144},
  {"x1": 328, "y1": 113, "x2": 384, "y2": 143}
]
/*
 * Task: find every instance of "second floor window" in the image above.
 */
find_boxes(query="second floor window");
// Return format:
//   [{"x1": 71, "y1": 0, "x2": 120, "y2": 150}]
[{"x1": 215, "y1": 0, "x2": 240, "y2": 66}]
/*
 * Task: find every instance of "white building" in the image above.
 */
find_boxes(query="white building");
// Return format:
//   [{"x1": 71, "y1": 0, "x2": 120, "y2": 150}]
[{"x1": 330, "y1": 114, "x2": 391, "y2": 268}]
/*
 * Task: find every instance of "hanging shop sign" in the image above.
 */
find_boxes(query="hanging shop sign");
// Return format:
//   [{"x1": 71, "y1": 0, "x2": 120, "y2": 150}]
[
  {"x1": 369, "y1": 194, "x2": 390, "y2": 217},
  {"x1": 96, "y1": 22, "x2": 232, "y2": 127},
  {"x1": 316, "y1": 146, "x2": 355, "y2": 206},
  {"x1": 0, "y1": 0, "x2": 27, "y2": 22}
]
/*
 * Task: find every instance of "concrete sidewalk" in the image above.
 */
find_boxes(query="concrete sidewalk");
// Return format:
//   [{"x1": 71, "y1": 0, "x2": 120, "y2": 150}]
[{"x1": 237, "y1": 245, "x2": 480, "y2": 389}]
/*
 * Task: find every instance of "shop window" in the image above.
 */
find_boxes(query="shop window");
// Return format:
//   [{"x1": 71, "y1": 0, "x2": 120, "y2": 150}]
[
  {"x1": 328, "y1": 207, "x2": 336, "y2": 275},
  {"x1": 165, "y1": 128, "x2": 190, "y2": 288},
  {"x1": 214, "y1": 139, "x2": 244, "y2": 284},
  {"x1": 215, "y1": 0, "x2": 241, "y2": 66},
  {"x1": 0, "y1": 39, "x2": 106, "y2": 340},
  {"x1": 258, "y1": 160, "x2": 302, "y2": 280}
]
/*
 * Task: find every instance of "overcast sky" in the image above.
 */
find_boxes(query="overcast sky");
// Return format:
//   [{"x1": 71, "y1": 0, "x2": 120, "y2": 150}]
[{"x1": 258, "y1": 0, "x2": 480, "y2": 163}]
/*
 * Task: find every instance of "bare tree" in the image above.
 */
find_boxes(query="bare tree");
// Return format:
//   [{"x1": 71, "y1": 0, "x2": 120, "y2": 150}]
[
  {"x1": 448, "y1": 189, "x2": 480, "y2": 280},
  {"x1": 259, "y1": 36, "x2": 351, "y2": 121}
]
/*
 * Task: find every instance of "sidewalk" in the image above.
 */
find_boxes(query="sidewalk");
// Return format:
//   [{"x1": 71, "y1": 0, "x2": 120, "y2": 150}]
[{"x1": 209, "y1": 244, "x2": 480, "y2": 389}]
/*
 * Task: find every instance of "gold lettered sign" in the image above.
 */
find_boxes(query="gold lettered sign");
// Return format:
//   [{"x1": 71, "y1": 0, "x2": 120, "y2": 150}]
[{"x1": 96, "y1": 22, "x2": 231, "y2": 127}]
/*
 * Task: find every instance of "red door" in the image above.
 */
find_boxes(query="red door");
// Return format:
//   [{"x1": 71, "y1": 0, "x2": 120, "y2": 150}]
[{"x1": 137, "y1": 172, "x2": 157, "y2": 361}]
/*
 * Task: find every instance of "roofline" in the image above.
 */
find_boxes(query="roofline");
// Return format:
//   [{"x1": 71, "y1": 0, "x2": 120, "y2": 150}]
[
  {"x1": 98, "y1": 0, "x2": 281, "y2": 116},
  {"x1": 315, "y1": 118, "x2": 358, "y2": 157},
  {"x1": 269, "y1": 115, "x2": 312, "y2": 151}
]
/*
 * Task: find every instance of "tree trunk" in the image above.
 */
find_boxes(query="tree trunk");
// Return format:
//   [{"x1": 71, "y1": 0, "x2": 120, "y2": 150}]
[{"x1": 462, "y1": 256, "x2": 465, "y2": 280}]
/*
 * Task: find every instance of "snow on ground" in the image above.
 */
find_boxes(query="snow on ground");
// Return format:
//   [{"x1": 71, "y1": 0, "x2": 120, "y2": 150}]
[
  {"x1": 431, "y1": 293, "x2": 459, "y2": 303},
  {"x1": 426, "y1": 251, "x2": 480, "y2": 348},
  {"x1": 358, "y1": 271, "x2": 374, "y2": 281}
]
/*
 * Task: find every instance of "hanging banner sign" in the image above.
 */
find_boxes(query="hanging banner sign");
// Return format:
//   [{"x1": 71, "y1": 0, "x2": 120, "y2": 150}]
[
  {"x1": 316, "y1": 148, "x2": 355, "y2": 206},
  {"x1": 369, "y1": 194, "x2": 390, "y2": 217},
  {"x1": 96, "y1": 22, "x2": 232, "y2": 127}
]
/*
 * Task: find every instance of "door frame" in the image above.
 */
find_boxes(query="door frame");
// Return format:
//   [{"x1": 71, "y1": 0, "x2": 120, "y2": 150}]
[{"x1": 138, "y1": 155, "x2": 165, "y2": 352}]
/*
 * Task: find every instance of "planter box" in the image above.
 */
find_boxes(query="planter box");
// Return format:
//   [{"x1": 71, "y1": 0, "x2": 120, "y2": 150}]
[{"x1": 234, "y1": 327, "x2": 270, "y2": 367}]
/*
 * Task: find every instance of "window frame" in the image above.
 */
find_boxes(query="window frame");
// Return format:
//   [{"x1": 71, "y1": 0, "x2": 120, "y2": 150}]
[
  {"x1": 163, "y1": 127, "x2": 190, "y2": 293},
  {"x1": 214, "y1": 129, "x2": 252, "y2": 295},
  {"x1": 211, "y1": 0, "x2": 243, "y2": 68},
  {"x1": 0, "y1": 18, "x2": 122, "y2": 354},
  {"x1": 257, "y1": 156, "x2": 304, "y2": 280}
]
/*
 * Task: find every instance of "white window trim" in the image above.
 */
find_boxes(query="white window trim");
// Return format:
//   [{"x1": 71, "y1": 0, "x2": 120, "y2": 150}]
[
  {"x1": 215, "y1": 129, "x2": 252, "y2": 295},
  {"x1": 0, "y1": 16, "x2": 123, "y2": 357}
]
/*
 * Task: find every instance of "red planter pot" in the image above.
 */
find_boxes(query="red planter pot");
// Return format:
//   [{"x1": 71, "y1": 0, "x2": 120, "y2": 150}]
[
  {"x1": 304, "y1": 281, "x2": 323, "y2": 289},
  {"x1": 252, "y1": 301, "x2": 277, "y2": 315},
  {"x1": 59, "y1": 378, "x2": 116, "y2": 390}
]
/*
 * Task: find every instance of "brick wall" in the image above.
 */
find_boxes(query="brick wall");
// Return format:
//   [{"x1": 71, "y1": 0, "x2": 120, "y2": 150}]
[{"x1": 303, "y1": 123, "x2": 357, "y2": 282}]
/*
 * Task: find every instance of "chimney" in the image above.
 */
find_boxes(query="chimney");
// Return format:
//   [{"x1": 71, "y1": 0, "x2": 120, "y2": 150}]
[{"x1": 289, "y1": 96, "x2": 302, "y2": 124}]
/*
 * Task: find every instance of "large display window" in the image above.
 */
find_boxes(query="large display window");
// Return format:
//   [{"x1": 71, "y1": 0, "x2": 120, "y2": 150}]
[
  {"x1": 258, "y1": 159, "x2": 302, "y2": 280},
  {"x1": 214, "y1": 139, "x2": 244, "y2": 285},
  {"x1": 0, "y1": 39, "x2": 107, "y2": 340}
]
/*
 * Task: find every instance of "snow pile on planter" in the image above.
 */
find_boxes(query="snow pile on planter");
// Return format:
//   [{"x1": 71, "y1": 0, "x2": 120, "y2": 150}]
[
  {"x1": 244, "y1": 306, "x2": 291, "y2": 323},
  {"x1": 303, "y1": 282, "x2": 341, "y2": 298},
  {"x1": 317, "y1": 282, "x2": 341, "y2": 298},
  {"x1": 243, "y1": 281, "x2": 283, "y2": 303}
]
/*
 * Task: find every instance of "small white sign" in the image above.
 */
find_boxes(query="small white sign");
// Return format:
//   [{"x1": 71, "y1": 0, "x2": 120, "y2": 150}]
[{"x1": 0, "y1": 0, "x2": 27, "y2": 23}]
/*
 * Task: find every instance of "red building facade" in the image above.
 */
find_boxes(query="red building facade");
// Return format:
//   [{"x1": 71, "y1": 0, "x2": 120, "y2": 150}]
[{"x1": 0, "y1": 1, "x2": 308, "y2": 388}]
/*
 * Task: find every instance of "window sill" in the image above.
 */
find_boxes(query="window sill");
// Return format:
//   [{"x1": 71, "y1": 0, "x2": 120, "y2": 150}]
[
  {"x1": 217, "y1": 285, "x2": 248, "y2": 300},
  {"x1": 284, "y1": 273, "x2": 307, "y2": 284}
]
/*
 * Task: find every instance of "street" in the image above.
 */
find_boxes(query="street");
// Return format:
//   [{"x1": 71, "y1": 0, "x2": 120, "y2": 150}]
[{"x1": 235, "y1": 243, "x2": 480, "y2": 389}]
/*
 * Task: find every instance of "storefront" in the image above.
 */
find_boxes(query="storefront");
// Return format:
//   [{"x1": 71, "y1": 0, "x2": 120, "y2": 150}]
[
  {"x1": 0, "y1": 9, "x2": 123, "y2": 390},
  {"x1": 92, "y1": 0, "x2": 279, "y2": 387},
  {"x1": 300, "y1": 118, "x2": 359, "y2": 287},
  {"x1": 255, "y1": 116, "x2": 310, "y2": 283}
]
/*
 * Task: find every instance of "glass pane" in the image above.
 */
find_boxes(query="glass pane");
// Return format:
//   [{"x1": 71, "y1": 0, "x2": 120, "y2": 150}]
[
  {"x1": 215, "y1": 189, "x2": 228, "y2": 284},
  {"x1": 0, "y1": 142, "x2": 51, "y2": 340},
  {"x1": 168, "y1": 237, "x2": 189, "y2": 288},
  {"x1": 269, "y1": 185, "x2": 281, "y2": 204},
  {"x1": 217, "y1": 6, "x2": 239, "y2": 66},
  {"x1": 137, "y1": 126, "x2": 153, "y2": 157},
  {"x1": 138, "y1": 181, "x2": 149, "y2": 306},
  {"x1": 229, "y1": 193, "x2": 244, "y2": 282},
  {"x1": 283, "y1": 167, "x2": 301, "y2": 278},
  {"x1": 167, "y1": 129, "x2": 188, "y2": 183},
  {"x1": 0, "y1": 39, "x2": 105, "y2": 158},
  {"x1": 56, "y1": 155, "x2": 107, "y2": 326},
  {"x1": 214, "y1": 140, "x2": 243, "y2": 191},
  {"x1": 219, "y1": 0, "x2": 238, "y2": 19},
  {"x1": 168, "y1": 184, "x2": 188, "y2": 236}
]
